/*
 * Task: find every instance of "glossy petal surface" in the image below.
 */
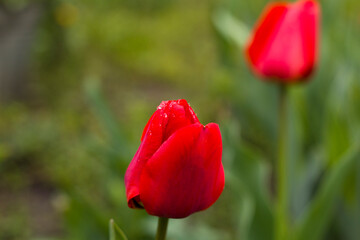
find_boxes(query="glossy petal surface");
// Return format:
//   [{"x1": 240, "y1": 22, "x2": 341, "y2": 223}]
[
  {"x1": 125, "y1": 100, "x2": 200, "y2": 208},
  {"x1": 139, "y1": 123, "x2": 224, "y2": 218},
  {"x1": 246, "y1": 0, "x2": 320, "y2": 82}
]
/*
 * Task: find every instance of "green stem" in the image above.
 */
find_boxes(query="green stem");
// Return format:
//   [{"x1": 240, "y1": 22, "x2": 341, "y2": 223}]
[
  {"x1": 275, "y1": 84, "x2": 289, "y2": 240},
  {"x1": 155, "y1": 217, "x2": 169, "y2": 240}
]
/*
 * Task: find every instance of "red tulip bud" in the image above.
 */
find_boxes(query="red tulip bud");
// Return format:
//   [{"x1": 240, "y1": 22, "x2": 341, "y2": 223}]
[
  {"x1": 125, "y1": 100, "x2": 225, "y2": 218},
  {"x1": 246, "y1": 0, "x2": 320, "y2": 82}
]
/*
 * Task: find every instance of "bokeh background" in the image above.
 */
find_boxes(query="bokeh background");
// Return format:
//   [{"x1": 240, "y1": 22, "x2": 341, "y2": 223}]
[{"x1": 1, "y1": 0, "x2": 360, "y2": 239}]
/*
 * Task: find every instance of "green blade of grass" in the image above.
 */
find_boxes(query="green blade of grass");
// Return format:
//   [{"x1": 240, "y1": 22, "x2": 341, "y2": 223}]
[
  {"x1": 109, "y1": 219, "x2": 128, "y2": 240},
  {"x1": 84, "y1": 77, "x2": 129, "y2": 159},
  {"x1": 294, "y1": 144, "x2": 360, "y2": 240},
  {"x1": 212, "y1": 9, "x2": 250, "y2": 49}
]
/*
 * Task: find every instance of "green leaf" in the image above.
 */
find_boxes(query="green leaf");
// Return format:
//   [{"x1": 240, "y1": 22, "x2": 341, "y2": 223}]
[
  {"x1": 212, "y1": 9, "x2": 250, "y2": 49},
  {"x1": 109, "y1": 219, "x2": 128, "y2": 240},
  {"x1": 237, "y1": 184, "x2": 255, "y2": 240},
  {"x1": 294, "y1": 144, "x2": 360, "y2": 240},
  {"x1": 221, "y1": 118, "x2": 273, "y2": 240},
  {"x1": 234, "y1": 144, "x2": 274, "y2": 240},
  {"x1": 84, "y1": 76, "x2": 130, "y2": 160}
]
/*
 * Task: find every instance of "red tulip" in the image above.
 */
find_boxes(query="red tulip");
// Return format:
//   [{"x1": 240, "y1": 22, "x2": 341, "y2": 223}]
[
  {"x1": 125, "y1": 99, "x2": 225, "y2": 218},
  {"x1": 246, "y1": 0, "x2": 320, "y2": 82}
]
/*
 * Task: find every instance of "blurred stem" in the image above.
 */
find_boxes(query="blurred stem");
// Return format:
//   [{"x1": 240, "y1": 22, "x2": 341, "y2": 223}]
[
  {"x1": 155, "y1": 217, "x2": 169, "y2": 240},
  {"x1": 275, "y1": 84, "x2": 289, "y2": 240}
]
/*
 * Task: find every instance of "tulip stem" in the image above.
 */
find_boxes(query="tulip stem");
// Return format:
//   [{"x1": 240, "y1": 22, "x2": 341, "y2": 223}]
[
  {"x1": 275, "y1": 84, "x2": 289, "y2": 240},
  {"x1": 155, "y1": 217, "x2": 169, "y2": 240}
]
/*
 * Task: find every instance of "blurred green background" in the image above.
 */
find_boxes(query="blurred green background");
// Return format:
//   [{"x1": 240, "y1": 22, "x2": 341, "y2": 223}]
[{"x1": 0, "y1": 0, "x2": 359, "y2": 239}]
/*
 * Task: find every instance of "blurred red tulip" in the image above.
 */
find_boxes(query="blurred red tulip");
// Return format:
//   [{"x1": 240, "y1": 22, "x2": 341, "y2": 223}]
[
  {"x1": 246, "y1": 0, "x2": 320, "y2": 82},
  {"x1": 125, "y1": 99, "x2": 225, "y2": 218}
]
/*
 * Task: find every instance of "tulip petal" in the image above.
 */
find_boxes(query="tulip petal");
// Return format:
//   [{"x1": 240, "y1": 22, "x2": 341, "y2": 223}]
[
  {"x1": 125, "y1": 99, "x2": 200, "y2": 208},
  {"x1": 125, "y1": 111, "x2": 164, "y2": 208},
  {"x1": 247, "y1": 3, "x2": 288, "y2": 74},
  {"x1": 161, "y1": 99, "x2": 200, "y2": 141},
  {"x1": 139, "y1": 123, "x2": 224, "y2": 218},
  {"x1": 297, "y1": 0, "x2": 319, "y2": 79},
  {"x1": 246, "y1": 0, "x2": 319, "y2": 81}
]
